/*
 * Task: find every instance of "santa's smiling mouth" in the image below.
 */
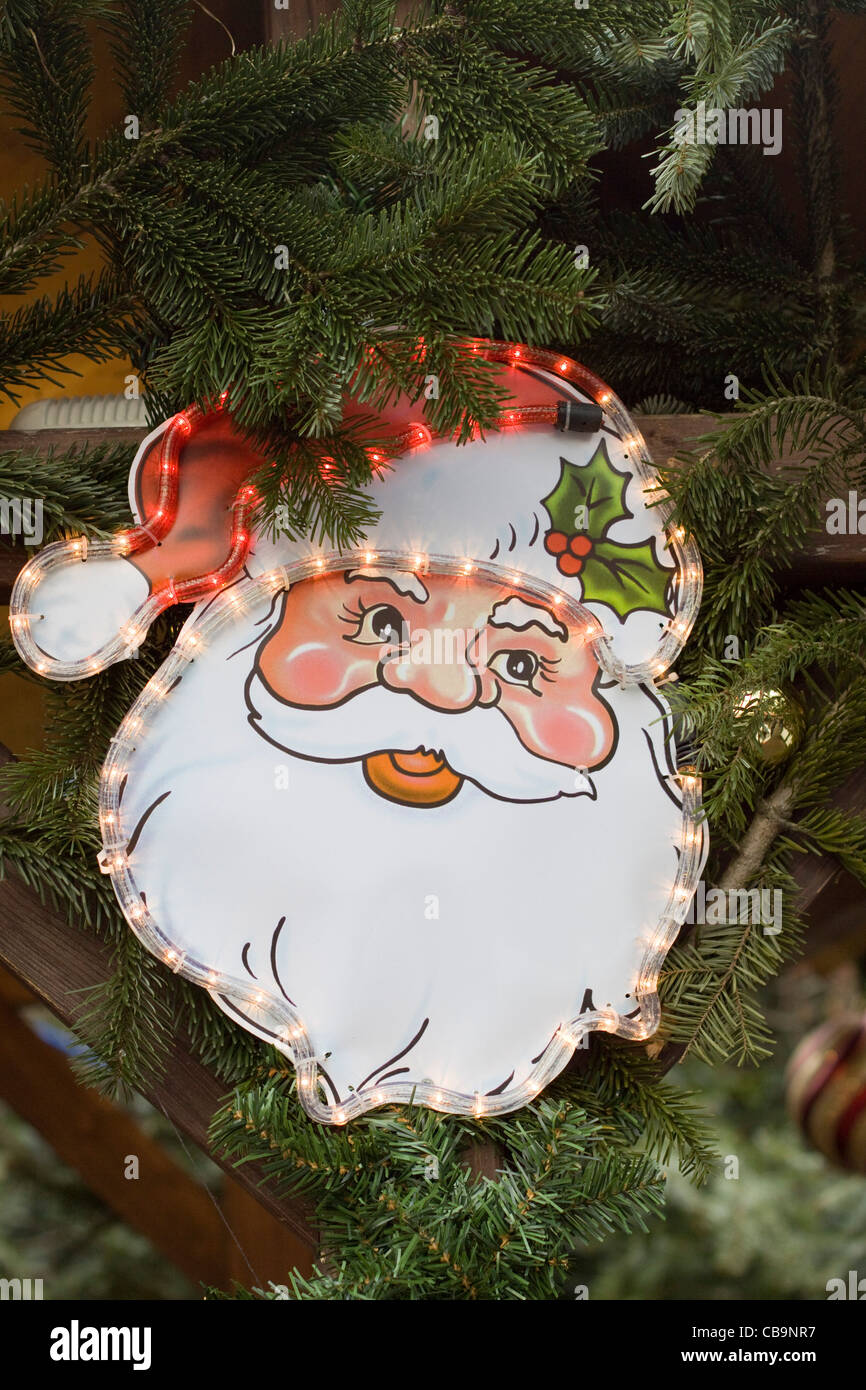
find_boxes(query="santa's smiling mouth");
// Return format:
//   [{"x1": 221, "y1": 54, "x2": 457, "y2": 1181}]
[{"x1": 363, "y1": 748, "x2": 464, "y2": 807}]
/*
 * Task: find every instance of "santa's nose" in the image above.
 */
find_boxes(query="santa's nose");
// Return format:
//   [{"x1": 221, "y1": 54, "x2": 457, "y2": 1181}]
[{"x1": 381, "y1": 646, "x2": 486, "y2": 711}]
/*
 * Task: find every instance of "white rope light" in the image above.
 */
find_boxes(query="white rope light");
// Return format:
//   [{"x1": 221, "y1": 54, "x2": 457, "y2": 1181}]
[
  {"x1": 9, "y1": 344, "x2": 707, "y2": 1124},
  {"x1": 91, "y1": 553, "x2": 705, "y2": 1125}
]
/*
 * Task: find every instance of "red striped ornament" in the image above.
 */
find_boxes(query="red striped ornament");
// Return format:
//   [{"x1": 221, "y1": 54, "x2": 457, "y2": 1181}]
[{"x1": 786, "y1": 1016, "x2": 866, "y2": 1172}]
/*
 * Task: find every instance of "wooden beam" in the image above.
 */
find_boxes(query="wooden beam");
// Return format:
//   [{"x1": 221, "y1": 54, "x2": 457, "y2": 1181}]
[
  {"x1": 0, "y1": 868, "x2": 318, "y2": 1253},
  {"x1": 222, "y1": 1183, "x2": 312, "y2": 1291},
  {"x1": 0, "y1": 992, "x2": 228, "y2": 1287},
  {"x1": 0, "y1": 992, "x2": 315, "y2": 1292},
  {"x1": 0, "y1": 962, "x2": 36, "y2": 1006},
  {"x1": 0, "y1": 427, "x2": 144, "y2": 451}
]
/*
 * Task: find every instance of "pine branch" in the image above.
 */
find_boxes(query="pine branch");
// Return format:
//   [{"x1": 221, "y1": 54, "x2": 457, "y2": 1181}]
[
  {"x1": 0, "y1": 0, "x2": 98, "y2": 185},
  {"x1": 0, "y1": 439, "x2": 138, "y2": 539},
  {"x1": 0, "y1": 272, "x2": 137, "y2": 403},
  {"x1": 646, "y1": 4, "x2": 794, "y2": 213},
  {"x1": 70, "y1": 929, "x2": 174, "y2": 1099},
  {"x1": 103, "y1": 0, "x2": 192, "y2": 122}
]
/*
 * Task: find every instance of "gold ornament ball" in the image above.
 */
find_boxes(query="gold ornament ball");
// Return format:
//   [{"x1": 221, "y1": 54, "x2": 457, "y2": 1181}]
[{"x1": 735, "y1": 688, "x2": 804, "y2": 766}]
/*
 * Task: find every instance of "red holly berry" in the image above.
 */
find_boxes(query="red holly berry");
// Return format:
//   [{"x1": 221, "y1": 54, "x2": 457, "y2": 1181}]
[
  {"x1": 544, "y1": 530, "x2": 568, "y2": 556},
  {"x1": 569, "y1": 533, "x2": 592, "y2": 557},
  {"x1": 558, "y1": 553, "x2": 583, "y2": 577}
]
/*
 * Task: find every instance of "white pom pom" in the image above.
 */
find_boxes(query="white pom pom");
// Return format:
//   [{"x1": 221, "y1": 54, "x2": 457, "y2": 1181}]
[{"x1": 32, "y1": 557, "x2": 149, "y2": 665}]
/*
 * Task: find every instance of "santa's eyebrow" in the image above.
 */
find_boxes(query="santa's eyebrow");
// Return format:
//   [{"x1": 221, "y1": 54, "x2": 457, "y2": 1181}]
[
  {"x1": 345, "y1": 568, "x2": 429, "y2": 602},
  {"x1": 488, "y1": 596, "x2": 568, "y2": 642}
]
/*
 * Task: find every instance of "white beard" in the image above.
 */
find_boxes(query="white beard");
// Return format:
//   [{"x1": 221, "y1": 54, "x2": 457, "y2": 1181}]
[
  {"x1": 246, "y1": 673, "x2": 595, "y2": 803},
  {"x1": 117, "y1": 586, "x2": 688, "y2": 1114}
]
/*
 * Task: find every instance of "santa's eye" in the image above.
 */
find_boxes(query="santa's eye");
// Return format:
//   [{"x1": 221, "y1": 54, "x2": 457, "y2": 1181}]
[
  {"x1": 349, "y1": 603, "x2": 408, "y2": 647},
  {"x1": 489, "y1": 649, "x2": 540, "y2": 689}
]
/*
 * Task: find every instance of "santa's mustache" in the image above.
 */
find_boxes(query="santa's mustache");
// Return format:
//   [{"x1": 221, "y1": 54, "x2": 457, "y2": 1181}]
[{"x1": 245, "y1": 671, "x2": 595, "y2": 803}]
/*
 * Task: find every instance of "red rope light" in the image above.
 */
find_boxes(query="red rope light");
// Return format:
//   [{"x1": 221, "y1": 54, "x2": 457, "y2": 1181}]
[{"x1": 113, "y1": 344, "x2": 604, "y2": 599}]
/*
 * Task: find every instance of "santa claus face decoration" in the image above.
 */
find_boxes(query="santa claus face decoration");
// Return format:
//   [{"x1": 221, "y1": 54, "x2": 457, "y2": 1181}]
[{"x1": 10, "y1": 342, "x2": 707, "y2": 1124}]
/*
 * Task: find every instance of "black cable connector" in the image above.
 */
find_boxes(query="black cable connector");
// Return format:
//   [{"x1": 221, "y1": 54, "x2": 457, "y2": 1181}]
[{"x1": 555, "y1": 399, "x2": 604, "y2": 433}]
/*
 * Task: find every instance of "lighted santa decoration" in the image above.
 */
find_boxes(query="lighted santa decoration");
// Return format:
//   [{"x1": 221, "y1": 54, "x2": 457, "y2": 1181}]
[{"x1": 10, "y1": 342, "x2": 706, "y2": 1124}]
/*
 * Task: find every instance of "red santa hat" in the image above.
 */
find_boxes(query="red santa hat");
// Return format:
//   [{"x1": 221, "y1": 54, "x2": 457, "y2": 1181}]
[{"x1": 10, "y1": 342, "x2": 701, "y2": 682}]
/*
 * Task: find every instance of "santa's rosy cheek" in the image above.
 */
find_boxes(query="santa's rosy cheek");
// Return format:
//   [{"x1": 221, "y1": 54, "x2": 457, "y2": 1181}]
[
  {"x1": 272, "y1": 643, "x2": 374, "y2": 705},
  {"x1": 502, "y1": 690, "x2": 615, "y2": 769}
]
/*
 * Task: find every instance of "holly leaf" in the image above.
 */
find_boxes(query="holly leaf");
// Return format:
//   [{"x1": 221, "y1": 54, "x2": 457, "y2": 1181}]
[
  {"x1": 540, "y1": 440, "x2": 632, "y2": 540},
  {"x1": 581, "y1": 538, "x2": 671, "y2": 620}
]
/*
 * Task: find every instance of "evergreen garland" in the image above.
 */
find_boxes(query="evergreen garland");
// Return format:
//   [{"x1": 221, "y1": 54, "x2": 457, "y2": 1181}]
[{"x1": 0, "y1": 0, "x2": 864, "y2": 1299}]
